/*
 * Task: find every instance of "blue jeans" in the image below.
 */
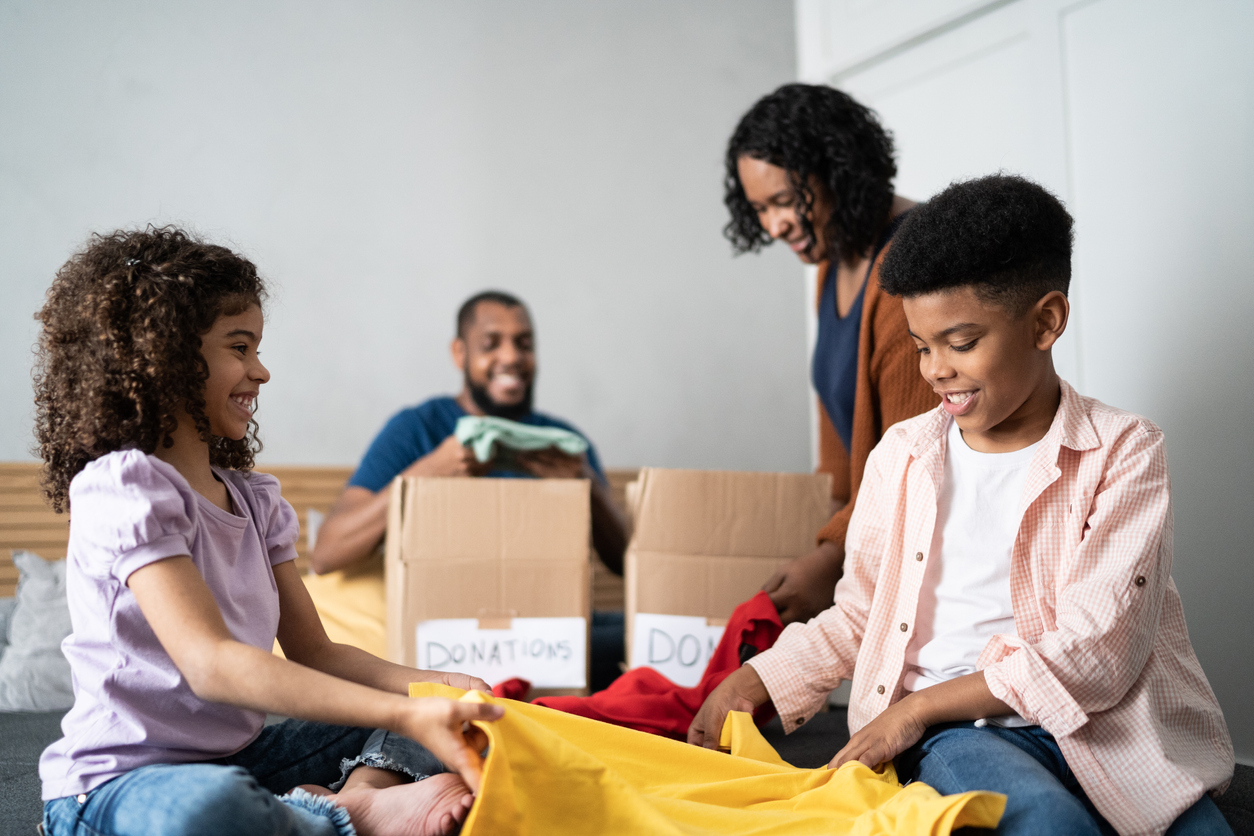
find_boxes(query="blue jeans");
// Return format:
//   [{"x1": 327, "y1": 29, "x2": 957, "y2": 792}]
[
  {"x1": 895, "y1": 722, "x2": 1232, "y2": 836},
  {"x1": 43, "y1": 719, "x2": 445, "y2": 836}
]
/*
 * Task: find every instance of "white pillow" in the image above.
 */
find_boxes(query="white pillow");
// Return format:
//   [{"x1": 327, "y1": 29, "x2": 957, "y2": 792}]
[
  {"x1": 0, "y1": 550, "x2": 73, "y2": 711},
  {"x1": 0, "y1": 596, "x2": 15, "y2": 654},
  {"x1": 305, "y1": 507, "x2": 324, "y2": 554}
]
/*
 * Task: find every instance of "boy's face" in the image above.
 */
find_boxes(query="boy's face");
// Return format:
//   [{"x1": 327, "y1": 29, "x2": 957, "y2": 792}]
[{"x1": 903, "y1": 286, "x2": 1066, "y2": 453}]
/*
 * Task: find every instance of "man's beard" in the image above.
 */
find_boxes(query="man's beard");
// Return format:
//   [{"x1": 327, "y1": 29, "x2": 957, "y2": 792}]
[{"x1": 466, "y1": 373, "x2": 533, "y2": 421}]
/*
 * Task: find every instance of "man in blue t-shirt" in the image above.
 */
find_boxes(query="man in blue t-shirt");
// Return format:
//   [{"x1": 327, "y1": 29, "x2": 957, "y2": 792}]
[{"x1": 313, "y1": 290, "x2": 628, "y2": 579}]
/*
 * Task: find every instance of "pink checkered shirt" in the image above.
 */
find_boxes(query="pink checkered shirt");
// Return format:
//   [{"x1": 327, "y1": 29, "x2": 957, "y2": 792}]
[{"x1": 749, "y1": 379, "x2": 1233, "y2": 835}]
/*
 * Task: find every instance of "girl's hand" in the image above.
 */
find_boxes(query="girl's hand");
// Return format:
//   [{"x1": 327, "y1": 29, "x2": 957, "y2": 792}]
[
  {"x1": 398, "y1": 698, "x2": 503, "y2": 793},
  {"x1": 829, "y1": 695, "x2": 927, "y2": 770},
  {"x1": 433, "y1": 671, "x2": 493, "y2": 694}
]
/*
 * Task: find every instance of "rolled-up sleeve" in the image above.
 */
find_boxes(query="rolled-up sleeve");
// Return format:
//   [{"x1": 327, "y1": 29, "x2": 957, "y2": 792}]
[
  {"x1": 749, "y1": 441, "x2": 894, "y2": 728},
  {"x1": 983, "y1": 425, "x2": 1171, "y2": 738}
]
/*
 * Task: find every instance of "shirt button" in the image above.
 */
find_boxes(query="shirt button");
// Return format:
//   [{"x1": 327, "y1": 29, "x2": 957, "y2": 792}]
[
  {"x1": 900, "y1": 622, "x2": 908, "y2": 632},
  {"x1": 876, "y1": 684, "x2": 885, "y2": 694},
  {"x1": 1135, "y1": 576, "x2": 1146, "y2": 587},
  {"x1": 77, "y1": 794, "x2": 87, "y2": 804},
  {"x1": 795, "y1": 717, "x2": 805, "y2": 726},
  {"x1": 915, "y1": 552, "x2": 924, "y2": 561}
]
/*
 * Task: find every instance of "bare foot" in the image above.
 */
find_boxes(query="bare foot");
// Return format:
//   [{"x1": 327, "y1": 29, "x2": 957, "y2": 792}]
[
  {"x1": 295, "y1": 784, "x2": 334, "y2": 797},
  {"x1": 334, "y1": 774, "x2": 474, "y2": 836}
]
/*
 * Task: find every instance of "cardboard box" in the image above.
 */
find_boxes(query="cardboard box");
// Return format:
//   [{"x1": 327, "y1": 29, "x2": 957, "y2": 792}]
[
  {"x1": 624, "y1": 468, "x2": 832, "y2": 685},
  {"x1": 385, "y1": 476, "x2": 591, "y2": 694}
]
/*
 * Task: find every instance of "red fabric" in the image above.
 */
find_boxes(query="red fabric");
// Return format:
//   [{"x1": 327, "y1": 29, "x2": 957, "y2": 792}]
[
  {"x1": 491, "y1": 677, "x2": 532, "y2": 701},
  {"x1": 493, "y1": 592, "x2": 783, "y2": 739}
]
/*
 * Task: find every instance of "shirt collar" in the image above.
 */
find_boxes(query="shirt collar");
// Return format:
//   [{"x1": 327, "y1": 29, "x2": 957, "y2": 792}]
[{"x1": 908, "y1": 376, "x2": 1099, "y2": 459}]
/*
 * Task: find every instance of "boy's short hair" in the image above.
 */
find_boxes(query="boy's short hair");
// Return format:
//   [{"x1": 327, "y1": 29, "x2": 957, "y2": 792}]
[{"x1": 879, "y1": 174, "x2": 1074, "y2": 316}]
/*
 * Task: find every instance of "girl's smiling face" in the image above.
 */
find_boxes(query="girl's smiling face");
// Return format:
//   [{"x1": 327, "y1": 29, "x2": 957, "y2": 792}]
[
  {"x1": 903, "y1": 286, "x2": 1067, "y2": 453},
  {"x1": 200, "y1": 304, "x2": 269, "y2": 441}
]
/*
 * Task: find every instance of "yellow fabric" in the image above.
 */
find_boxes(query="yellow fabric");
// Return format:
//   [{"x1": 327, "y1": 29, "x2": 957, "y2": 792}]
[
  {"x1": 410, "y1": 683, "x2": 1004, "y2": 835},
  {"x1": 299, "y1": 554, "x2": 387, "y2": 658}
]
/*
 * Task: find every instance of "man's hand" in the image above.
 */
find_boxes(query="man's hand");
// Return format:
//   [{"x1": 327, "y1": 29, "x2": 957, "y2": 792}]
[
  {"x1": 761, "y1": 540, "x2": 843, "y2": 625},
  {"x1": 405, "y1": 434, "x2": 488, "y2": 479},
  {"x1": 828, "y1": 694, "x2": 927, "y2": 771},
  {"x1": 395, "y1": 697, "x2": 503, "y2": 793},
  {"x1": 687, "y1": 665, "x2": 770, "y2": 750},
  {"x1": 514, "y1": 447, "x2": 586, "y2": 479}
]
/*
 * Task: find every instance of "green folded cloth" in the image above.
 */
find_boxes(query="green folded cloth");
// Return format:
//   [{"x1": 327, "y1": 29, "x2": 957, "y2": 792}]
[{"x1": 454, "y1": 415, "x2": 589, "y2": 464}]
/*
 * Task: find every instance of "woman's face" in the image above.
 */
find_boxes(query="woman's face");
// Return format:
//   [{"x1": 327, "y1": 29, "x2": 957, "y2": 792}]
[{"x1": 737, "y1": 156, "x2": 832, "y2": 264}]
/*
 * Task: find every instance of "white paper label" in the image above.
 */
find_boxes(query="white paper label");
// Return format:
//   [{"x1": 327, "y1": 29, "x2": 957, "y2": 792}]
[
  {"x1": 415, "y1": 617, "x2": 587, "y2": 689},
  {"x1": 629, "y1": 613, "x2": 726, "y2": 688}
]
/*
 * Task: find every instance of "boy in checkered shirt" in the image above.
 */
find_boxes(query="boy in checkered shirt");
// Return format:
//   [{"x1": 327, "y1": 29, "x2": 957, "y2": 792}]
[{"x1": 690, "y1": 174, "x2": 1233, "y2": 835}]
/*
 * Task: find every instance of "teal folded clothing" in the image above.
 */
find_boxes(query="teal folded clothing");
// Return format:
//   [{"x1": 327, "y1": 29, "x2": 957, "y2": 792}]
[{"x1": 454, "y1": 416, "x2": 589, "y2": 464}]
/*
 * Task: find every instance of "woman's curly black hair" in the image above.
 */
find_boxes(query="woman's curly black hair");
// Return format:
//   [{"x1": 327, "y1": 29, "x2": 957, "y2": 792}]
[
  {"x1": 724, "y1": 83, "x2": 897, "y2": 264},
  {"x1": 33, "y1": 226, "x2": 267, "y2": 512},
  {"x1": 879, "y1": 174, "x2": 1073, "y2": 315}
]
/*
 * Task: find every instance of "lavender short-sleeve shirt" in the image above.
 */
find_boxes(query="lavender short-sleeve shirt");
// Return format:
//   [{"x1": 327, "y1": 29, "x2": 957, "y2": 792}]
[{"x1": 39, "y1": 450, "x2": 299, "y2": 800}]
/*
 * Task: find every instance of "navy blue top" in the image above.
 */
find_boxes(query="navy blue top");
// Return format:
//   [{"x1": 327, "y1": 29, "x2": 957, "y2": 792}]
[
  {"x1": 810, "y1": 212, "x2": 912, "y2": 453},
  {"x1": 811, "y1": 270, "x2": 865, "y2": 453},
  {"x1": 349, "y1": 396, "x2": 606, "y2": 492}
]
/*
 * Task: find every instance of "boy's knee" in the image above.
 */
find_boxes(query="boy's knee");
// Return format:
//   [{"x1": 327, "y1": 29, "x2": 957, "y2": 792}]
[{"x1": 999, "y1": 782, "x2": 1105, "y2": 836}]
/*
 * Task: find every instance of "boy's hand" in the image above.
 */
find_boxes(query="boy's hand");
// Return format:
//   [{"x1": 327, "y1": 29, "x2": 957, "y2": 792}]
[
  {"x1": 397, "y1": 697, "x2": 503, "y2": 794},
  {"x1": 829, "y1": 694, "x2": 927, "y2": 770},
  {"x1": 762, "y1": 541, "x2": 842, "y2": 624},
  {"x1": 514, "y1": 448, "x2": 586, "y2": 479},
  {"x1": 687, "y1": 665, "x2": 770, "y2": 749}
]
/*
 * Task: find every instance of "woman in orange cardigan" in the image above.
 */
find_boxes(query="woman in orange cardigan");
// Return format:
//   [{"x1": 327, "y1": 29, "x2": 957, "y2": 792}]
[{"x1": 724, "y1": 83, "x2": 937, "y2": 624}]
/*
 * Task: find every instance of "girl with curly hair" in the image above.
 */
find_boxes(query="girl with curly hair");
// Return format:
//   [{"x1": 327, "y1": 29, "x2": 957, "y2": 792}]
[
  {"x1": 724, "y1": 83, "x2": 938, "y2": 626},
  {"x1": 34, "y1": 226, "x2": 501, "y2": 836}
]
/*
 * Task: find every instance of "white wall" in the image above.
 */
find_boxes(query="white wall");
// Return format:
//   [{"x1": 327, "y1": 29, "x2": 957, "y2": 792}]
[
  {"x1": 798, "y1": 0, "x2": 1254, "y2": 762},
  {"x1": 0, "y1": 0, "x2": 804, "y2": 472}
]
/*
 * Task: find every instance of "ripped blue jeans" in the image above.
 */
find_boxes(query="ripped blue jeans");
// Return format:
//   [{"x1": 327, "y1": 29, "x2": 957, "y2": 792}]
[{"x1": 42, "y1": 720, "x2": 445, "y2": 836}]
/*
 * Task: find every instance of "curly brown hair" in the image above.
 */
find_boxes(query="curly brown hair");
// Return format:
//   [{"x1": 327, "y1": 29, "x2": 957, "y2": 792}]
[{"x1": 33, "y1": 226, "x2": 267, "y2": 512}]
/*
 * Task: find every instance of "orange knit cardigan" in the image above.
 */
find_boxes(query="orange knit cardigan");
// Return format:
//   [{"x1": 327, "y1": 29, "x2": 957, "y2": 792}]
[{"x1": 813, "y1": 249, "x2": 939, "y2": 546}]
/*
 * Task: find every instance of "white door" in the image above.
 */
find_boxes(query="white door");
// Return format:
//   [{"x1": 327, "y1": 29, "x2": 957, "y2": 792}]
[{"x1": 797, "y1": 0, "x2": 1254, "y2": 763}]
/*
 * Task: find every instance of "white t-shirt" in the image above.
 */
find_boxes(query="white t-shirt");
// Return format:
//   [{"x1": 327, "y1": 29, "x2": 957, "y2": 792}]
[{"x1": 904, "y1": 420, "x2": 1039, "y2": 725}]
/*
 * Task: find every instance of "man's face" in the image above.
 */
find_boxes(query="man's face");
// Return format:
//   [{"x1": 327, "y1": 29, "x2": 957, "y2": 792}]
[{"x1": 456, "y1": 301, "x2": 535, "y2": 418}]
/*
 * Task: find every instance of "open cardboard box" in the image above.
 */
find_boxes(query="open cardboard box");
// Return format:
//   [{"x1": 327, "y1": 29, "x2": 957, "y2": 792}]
[
  {"x1": 624, "y1": 468, "x2": 832, "y2": 685},
  {"x1": 385, "y1": 476, "x2": 592, "y2": 696}
]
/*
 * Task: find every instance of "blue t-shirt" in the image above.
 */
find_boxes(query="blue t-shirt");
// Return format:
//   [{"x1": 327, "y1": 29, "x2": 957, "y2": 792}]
[{"x1": 349, "y1": 396, "x2": 606, "y2": 492}]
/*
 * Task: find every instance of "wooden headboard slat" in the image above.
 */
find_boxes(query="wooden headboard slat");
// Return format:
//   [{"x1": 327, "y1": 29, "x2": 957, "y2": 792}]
[{"x1": 0, "y1": 461, "x2": 637, "y2": 612}]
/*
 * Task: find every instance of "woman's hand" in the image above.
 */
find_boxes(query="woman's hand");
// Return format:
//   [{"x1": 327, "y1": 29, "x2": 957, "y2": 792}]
[
  {"x1": 396, "y1": 698, "x2": 503, "y2": 793},
  {"x1": 829, "y1": 694, "x2": 927, "y2": 770},
  {"x1": 761, "y1": 540, "x2": 843, "y2": 624}
]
